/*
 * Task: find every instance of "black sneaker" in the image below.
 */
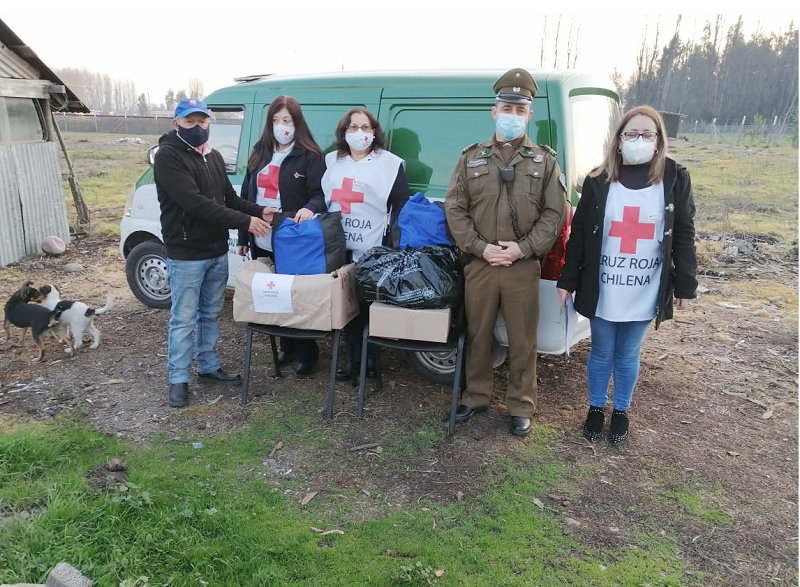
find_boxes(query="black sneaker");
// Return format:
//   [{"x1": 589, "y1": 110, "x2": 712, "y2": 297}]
[
  {"x1": 608, "y1": 409, "x2": 629, "y2": 445},
  {"x1": 582, "y1": 406, "x2": 605, "y2": 442}
]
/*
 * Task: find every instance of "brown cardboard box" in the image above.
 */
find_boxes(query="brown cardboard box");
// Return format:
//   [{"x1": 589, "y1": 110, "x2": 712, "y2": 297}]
[
  {"x1": 233, "y1": 258, "x2": 359, "y2": 331},
  {"x1": 369, "y1": 302, "x2": 451, "y2": 343}
]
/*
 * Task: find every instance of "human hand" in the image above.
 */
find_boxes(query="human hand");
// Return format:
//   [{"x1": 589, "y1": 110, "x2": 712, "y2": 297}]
[
  {"x1": 675, "y1": 298, "x2": 691, "y2": 310},
  {"x1": 248, "y1": 216, "x2": 270, "y2": 238},
  {"x1": 482, "y1": 243, "x2": 512, "y2": 266},
  {"x1": 293, "y1": 207, "x2": 315, "y2": 223},
  {"x1": 261, "y1": 206, "x2": 281, "y2": 223},
  {"x1": 497, "y1": 240, "x2": 523, "y2": 263},
  {"x1": 556, "y1": 287, "x2": 571, "y2": 308},
  {"x1": 237, "y1": 245, "x2": 249, "y2": 256}
]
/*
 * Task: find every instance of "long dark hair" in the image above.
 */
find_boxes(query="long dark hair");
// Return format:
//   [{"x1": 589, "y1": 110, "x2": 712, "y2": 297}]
[
  {"x1": 247, "y1": 95, "x2": 323, "y2": 173},
  {"x1": 333, "y1": 107, "x2": 386, "y2": 158}
]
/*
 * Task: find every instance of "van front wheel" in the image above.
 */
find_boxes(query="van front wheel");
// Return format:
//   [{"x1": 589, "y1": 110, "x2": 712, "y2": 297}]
[{"x1": 126, "y1": 241, "x2": 171, "y2": 309}]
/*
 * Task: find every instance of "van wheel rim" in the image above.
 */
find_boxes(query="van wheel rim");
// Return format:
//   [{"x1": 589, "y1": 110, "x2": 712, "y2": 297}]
[
  {"x1": 137, "y1": 256, "x2": 170, "y2": 301},
  {"x1": 416, "y1": 350, "x2": 457, "y2": 375}
]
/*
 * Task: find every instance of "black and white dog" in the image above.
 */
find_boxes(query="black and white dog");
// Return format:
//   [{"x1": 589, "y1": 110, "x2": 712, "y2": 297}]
[
  {"x1": 39, "y1": 284, "x2": 114, "y2": 353},
  {"x1": 4, "y1": 281, "x2": 63, "y2": 361}
]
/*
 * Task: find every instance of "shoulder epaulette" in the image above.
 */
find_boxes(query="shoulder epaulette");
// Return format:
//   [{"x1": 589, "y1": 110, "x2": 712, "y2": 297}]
[
  {"x1": 461, "y1": 143, "x2": 479, "y2": 154},
  {"x1": 541, "y1": 144, "x2": 557, "y2": 157}
]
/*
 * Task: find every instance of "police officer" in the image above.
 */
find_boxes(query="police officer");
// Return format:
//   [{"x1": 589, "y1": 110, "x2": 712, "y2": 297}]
[{"x1": 445, "y1": 68, "x2": 568, "y2": 436}]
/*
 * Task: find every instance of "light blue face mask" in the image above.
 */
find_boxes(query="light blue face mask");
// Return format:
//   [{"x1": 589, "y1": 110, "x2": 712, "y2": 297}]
[{"x1": 496, "y1": 113, "x2": 527, "y2": 141}]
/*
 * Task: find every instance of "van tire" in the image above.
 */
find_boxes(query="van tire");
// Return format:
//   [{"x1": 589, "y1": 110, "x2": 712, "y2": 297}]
[
  {"x1": 126, "y1": 241, "x2": 171, "y2": 309},
  {"x1": 405, "y1": 350, "x2": 457, "y2": 385}
]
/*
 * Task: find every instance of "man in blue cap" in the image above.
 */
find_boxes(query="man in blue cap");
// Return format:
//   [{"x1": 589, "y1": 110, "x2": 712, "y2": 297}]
[
  {"x1": 155, "y1": 97, "x2": 279, "y2": 408},
  {"x1": 445, "y1": 68, "x2": 568, "y2": 436}
]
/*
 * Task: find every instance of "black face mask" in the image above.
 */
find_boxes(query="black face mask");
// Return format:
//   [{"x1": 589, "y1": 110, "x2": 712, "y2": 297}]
[{"x1": 177, "y1": 125, "x2": 210, "y2": 148}]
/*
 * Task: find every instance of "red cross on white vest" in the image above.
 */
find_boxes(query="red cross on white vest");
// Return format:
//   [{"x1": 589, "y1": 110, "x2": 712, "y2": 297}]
[
  {"x1": 257, "y1": 165, "x2": 280, "y2": 199},
  {"x1": 330, "y1": 177, "x2": 365, "y2": 214},
  {"x1": 608, "y1": 206, "x2": 655, "y2": 254},
  {"x1": 266, "y1": 281, "x2": 276, "y2": 289}
]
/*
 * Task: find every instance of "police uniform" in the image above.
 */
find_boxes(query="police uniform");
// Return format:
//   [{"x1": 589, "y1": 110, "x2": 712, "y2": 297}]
[{"x1": 444, "y1": 68, "x2": 568, "y2": 431}]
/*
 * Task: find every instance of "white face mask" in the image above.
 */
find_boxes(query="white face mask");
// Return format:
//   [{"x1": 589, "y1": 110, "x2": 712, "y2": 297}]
[
  {"x1": 620, "y1": 136, "x2": 656, "y2": 165},
  {"x1": 345, "y1": 131, "x2": 374, "y2": 152},
  {"x1": 273, "y1": 124, "x2": 295, "y2": 145}
]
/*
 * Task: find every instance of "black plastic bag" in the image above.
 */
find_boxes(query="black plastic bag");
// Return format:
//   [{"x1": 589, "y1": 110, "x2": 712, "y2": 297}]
[{"x1": 355, "y1": 245, "x2": 463, "y2": 309}]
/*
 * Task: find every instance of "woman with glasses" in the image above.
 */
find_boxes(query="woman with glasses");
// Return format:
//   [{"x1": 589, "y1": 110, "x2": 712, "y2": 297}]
[
  {"x1": 322, "y1": 107, "x2": 410, "y2": 381},
  {"x1": 556, "y1": 105, "x2": 697, "y2": 445}
]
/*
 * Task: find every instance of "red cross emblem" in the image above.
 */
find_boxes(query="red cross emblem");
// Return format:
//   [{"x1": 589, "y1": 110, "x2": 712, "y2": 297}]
[
  {"x1": 257, "y1": 165, "x2": 280, "y2": 199},
  {"x1": 330, "y1": 177, "x2": 365, "y2": 214},
  {"x1": 608, "y1": 206, "x2": 655, "y2": 254},
  {"x1": 266, "y1": 281, "x2": 276, "y2": 290}
]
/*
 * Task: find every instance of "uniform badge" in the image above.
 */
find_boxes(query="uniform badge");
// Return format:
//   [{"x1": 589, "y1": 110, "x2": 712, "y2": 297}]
[
  {"x1": 480, "y1": 149, "x2": 490, "y2": 157},
  {"x1": 293, "y1": 172, "x2": 305, "y2": 179},
  {"x1": 533, "y1": 154, "x2": 544, "y2": 163},
  {"x1": 467, "y1": 158, "x2": 487, "y2": 168}
]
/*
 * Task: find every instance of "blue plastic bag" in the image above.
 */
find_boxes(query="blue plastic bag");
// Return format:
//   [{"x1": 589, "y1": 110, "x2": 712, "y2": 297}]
[
  {"x1": 272, "y1": 211, "x2": 346, "y2": 275},
  {"x1": 398, "y1": 192, "x2": 452, "y2": 249}
]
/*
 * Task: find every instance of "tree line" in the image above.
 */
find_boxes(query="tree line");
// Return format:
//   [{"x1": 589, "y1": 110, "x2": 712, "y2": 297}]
[
  {"x1": 56, "y1": 15, "x2": 797, "y2": 131},
  {"x1": 53, "y1": 68, "x2": 204, "y2": 115},
  {"x1": 622, "y1": 16, "x2": 798, "y2": 131}
]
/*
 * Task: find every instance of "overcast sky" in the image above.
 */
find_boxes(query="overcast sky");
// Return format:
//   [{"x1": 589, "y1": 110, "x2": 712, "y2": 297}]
[{"x1": 2, "y1": 8, "x2": 795, "y2": 104}]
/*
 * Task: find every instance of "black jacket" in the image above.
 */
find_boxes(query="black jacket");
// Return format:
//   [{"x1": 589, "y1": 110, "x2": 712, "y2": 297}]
[
  {"x1": 557, "y1": 157, "x2": 697, "y2": 328},
  {"x1": 237, "y1": 142, "x2": 327, "y2": 249},
  {"x1": 154, "y1": 131, "x2": 265, "y2": 261}
]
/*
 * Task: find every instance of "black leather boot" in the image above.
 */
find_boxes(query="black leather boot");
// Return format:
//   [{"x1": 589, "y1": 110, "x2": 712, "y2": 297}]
[{"x1": 168, "y1": 383, "x2": 188, "y2": 408}]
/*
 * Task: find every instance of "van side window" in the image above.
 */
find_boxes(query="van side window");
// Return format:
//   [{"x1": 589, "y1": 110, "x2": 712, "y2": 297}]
[
  {"x1": 300, "y1": 106, "x2": 368, "y2": 155},
  {"x1": 208, "y1": 108, "x2": 244, "y2": 173},
  {"x1": 387, "y1": 108, "x2": 493, "y2": 199},
  {"x1": 0, "y1": 97, "x2": 47, "y2": 143},
  {"x1": 569, "y1": 95, "x2": 620, "y2": 199}
]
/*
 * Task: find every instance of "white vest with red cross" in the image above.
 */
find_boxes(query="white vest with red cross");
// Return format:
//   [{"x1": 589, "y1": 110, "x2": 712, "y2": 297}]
[
  {"x1": 322, "y1": 149, "x2": 403, "y2": 262},
  {"x1": 253, "y1": 147, "x2": 292, "y2": 250},
  {"x1": 596, "y1": 181, "x2": 664, "y2": 322}
]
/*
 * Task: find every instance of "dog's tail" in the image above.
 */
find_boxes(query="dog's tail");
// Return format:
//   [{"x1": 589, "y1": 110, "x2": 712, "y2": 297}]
[{"x1": 87, "y1": 293, "x2": 114, "y2": 316}]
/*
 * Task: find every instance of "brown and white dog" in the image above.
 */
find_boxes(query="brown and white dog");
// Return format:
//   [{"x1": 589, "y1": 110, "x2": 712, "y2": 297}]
[
  {"x1": 39, "y1": 284, "x2": 114, "y2": 353},
  {"x1": 3, "y1": 281, "x2": 63, "y2": 361}
]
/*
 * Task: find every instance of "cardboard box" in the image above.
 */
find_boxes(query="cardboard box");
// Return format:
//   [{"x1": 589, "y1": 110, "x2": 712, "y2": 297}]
[
  {"x1": 233, "y1": 258, "x2": 359, "y2": 331},
  {"x1": 369, "y1": 302, "x2": 451, "y2": 343}
]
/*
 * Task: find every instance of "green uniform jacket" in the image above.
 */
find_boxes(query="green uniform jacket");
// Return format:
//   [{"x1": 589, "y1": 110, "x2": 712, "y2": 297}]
[{"x1": 444, "y1": 135, "x2": 568, "y2": 260}]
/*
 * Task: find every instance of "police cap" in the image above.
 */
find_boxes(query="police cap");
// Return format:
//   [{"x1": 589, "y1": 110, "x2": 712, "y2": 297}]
[{"x1": 493, "y1": 68, "x2": 538, "y2": 104}]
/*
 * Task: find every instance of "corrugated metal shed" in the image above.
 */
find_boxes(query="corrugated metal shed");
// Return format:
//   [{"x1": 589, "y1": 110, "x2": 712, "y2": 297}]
[
  {"x1": 0, "y1": 142, "x2": 70, "y2": 266},
  {"x1": 0, "y1": 18, "x2": 88, "y2": 267},
  {"x1": 0, "y1": 18, "x2": 88, "y2": 113}
]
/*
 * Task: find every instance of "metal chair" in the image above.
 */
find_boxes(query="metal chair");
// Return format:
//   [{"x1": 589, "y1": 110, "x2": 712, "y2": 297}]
[
  {"x1": 241, "y1": 323, "x2": 344, "y2": 419},
  {"x1": 357, "y1": 315, "x2": 466, "y2": 436}
]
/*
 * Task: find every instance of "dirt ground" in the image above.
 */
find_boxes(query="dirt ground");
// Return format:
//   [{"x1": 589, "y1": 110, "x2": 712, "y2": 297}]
[{"x1": 1, "y1": 138, "x2": 797, "y2": 586}]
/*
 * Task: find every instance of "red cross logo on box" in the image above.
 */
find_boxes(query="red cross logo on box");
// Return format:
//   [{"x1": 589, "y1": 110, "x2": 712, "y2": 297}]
[
  {"x1": 330, "y1": 177, "x2": 365, "y2": 214},
  {"x1": 608, "y1": 206, "x2": 655, "y2": 254},
  {"x1": 257, "y1": 165, "x2": 280, "y2": 199}
]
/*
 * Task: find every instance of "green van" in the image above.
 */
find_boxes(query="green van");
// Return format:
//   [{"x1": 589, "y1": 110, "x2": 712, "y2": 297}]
[{"x1": 119, "y1": 68, "x2": 621, "y2": 382}]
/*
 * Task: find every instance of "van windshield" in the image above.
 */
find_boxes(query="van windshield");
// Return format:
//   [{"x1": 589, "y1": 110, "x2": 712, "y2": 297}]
[
  {"x1": 209, "y1": 109, "x2": 244, "y2": 173},
  {"x1": 569, "y1": 95, "x2": 620, "y2": 198}
]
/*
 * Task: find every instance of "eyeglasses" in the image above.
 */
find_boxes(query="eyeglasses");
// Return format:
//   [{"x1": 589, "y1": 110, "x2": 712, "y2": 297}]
[
  {"x1": 346, "y1": 124, "x2": 373, "y2": 132},
  {"x1": 621, "y1": 131, "x2": 658, "y2": 142}
]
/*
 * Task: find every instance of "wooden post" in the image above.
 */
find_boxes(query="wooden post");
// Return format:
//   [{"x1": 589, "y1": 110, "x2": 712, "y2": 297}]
[{"x1": 51, "y1": 111, "x2": 91, "y2": 232}]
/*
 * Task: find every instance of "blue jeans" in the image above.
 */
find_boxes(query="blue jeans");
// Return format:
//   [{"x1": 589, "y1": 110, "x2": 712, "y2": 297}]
[
  {"x1": 166, "y1": 254, "x2": 228, "y2": 384},
  {"x1": 587, "y1": 317, "x2": 651, "y2": 411}
]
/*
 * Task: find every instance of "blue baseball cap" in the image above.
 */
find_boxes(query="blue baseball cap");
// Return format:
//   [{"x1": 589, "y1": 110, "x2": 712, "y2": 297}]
[{"x1": 174, "y1": 98, "x2": 210, "y2": 119}]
